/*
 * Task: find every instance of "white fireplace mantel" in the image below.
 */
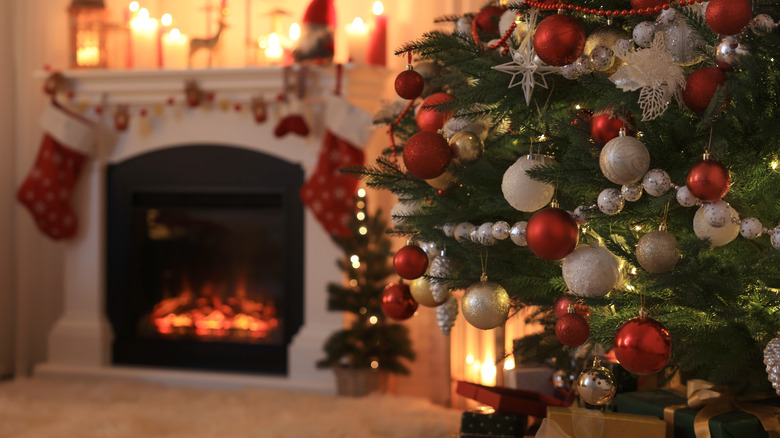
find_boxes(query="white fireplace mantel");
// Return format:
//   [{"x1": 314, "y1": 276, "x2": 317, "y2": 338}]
[{"x1": 33, "y1": 66, "x2": 386, "y2": 393}]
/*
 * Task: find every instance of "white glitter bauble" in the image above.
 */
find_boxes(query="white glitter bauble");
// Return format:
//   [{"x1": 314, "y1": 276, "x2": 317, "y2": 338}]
[
  {"x1": 763, "y1": 332, "x2": 780, "y2": 394},
  {"x1": 442, "y1": 222, "x2": 456, "y2": 237},
  {"x1": 477, "y1": 222, "x2": 497, "y2": 246},
  {"x1": 561, "y1": 63, "x2": 579, "y2": 80},
  {"x1": 573, "y1": 206, "x2": 590, "y2": 225},
  {"x1": 740, "y1": 217, "x2": 763, "y2": 239},
  {"x1": 657, "y1": 16, "x2": 705, "y2": 65},
  {"x1": 636, "y1": 229, "x2": 680, "y2": 274},
  {"x1": 600, "y1": 134, "x2": 650, "y2": 185},
  {"x1": 677, "y1": 185, "x2": 699, "y2": 207},
  {"x1": 633, "y1": 21, "x2": 656, "y2": 48},
  {"x1": 492, "y1": 221, "x2": 511, "y2": 240},
  {"x1": 437, "y1": 296, "x2": 459, "y2": 335},
  {"x1": 502, "y1": 155, "x2": 555, "y2": 212},
  {"x1": 621, "y1": 183, "x2": 643, "y2": 202},
  {"x1": 563, "y1": 244, "x2": 622, "y2": 298},
  {"x1": 470, "y1": 227, "x2": 481, "y2": 243},
  {"x1": 642, "y1": 169, "x2": 672, "y2": 197},
  {"x1": 391, "y1": 199, "x2": 420, "y2": 228},
  {"x1": 576, "y1": 362, "x2": 616, "y2": 405},
  {"x1": 455, "y1": 222, "x2": 475, "y2": 242},
  {"x1": 590, "y1": 45, "x2": 615, "y2": 72},
  {"x1": 752, "y1": 14, "x2": 776, "y2": 34},
  {"x1": 598, "y1": 188, "x2": 625, "y2": 215},
  {"x1": 456, "y1": 16, "x2": 472, "y2": 34},
  {"x1": 656, "y1": 8, "x2": 678, "y2": 26},
  {"x1": 703, "y1": 200, "x2": 732, "y2": 228},
  {"x1": 462, "y1": 280, "x2": 511, "y2": 330},
  {"x1": 614, "y1": 38, "x2": 632, "y2": 54},
  {"x1": 575, "y1": 56, "x2": 594, "y2": 75},
  {"x1": 693, "y1": 205, "x2": 740, "y2": 247},
  {"x1": 510, "y1": 221, "x2": 528, "y2": 246},
  {"x1": 772, "y1": 227, "x2": 780, "y2": 250}
]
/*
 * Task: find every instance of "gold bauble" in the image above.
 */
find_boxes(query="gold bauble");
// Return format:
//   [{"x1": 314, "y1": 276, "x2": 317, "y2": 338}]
[
  {"x1": 636, "y1": 229, "x2": 680, "y2": 274},
  {"x1": 410, "y1": 277, "x2": 446, "y2": 308},
  {"x1": 450, "y1": 131, "x2": 484, "y2": 164},
  {"x1": 461, "y1": 280, "x2": 510, "y2": 330},
  {"x1": 426, "y1": 171, "x2": 457, "y2": 190},
  {"x1": 584, "y1": 26, "x2": 631, "y2": 74}
]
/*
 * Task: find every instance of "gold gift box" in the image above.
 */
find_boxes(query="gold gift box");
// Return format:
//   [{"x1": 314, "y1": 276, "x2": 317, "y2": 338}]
[{"x1": 541, "y1": 406, "x2": 666, "y2": 438}]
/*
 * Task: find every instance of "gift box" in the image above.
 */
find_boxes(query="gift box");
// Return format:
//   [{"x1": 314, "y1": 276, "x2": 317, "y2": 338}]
[
  {"x1": 457, "y1": 381, "x2": 570, "y2": 417},
  {"x1": 535, "y1": 406, "x2": 666, "y2": 438},
  {"x1": 504, "y1": 366, "x2": 555, "y2": 397},
  {"x1": 616, "y1": 386, "x2": 780, "y2": 438},
  {"x1": 460, "y1": 410, "x2": 526, "y2": 438}
]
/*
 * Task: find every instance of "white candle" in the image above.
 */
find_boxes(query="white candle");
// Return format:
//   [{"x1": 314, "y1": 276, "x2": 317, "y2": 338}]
[
  {"x1": 130, "y1": 8, "x2": 159, "y2": 69},
  {"x1": 264, "y1": 33, "x2": 284, "y2": 64},
  {"x1": 162, "y1": 28, "x2": 188, "y2": 70},
  {"x1": 345, "y1": 17, "x2": 368, "y2": 65}
]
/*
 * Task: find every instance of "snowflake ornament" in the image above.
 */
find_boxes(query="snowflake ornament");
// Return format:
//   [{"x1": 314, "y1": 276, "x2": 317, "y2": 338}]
[{"x1": 610, "y1": 34, "x2": 685, "y2": 121}]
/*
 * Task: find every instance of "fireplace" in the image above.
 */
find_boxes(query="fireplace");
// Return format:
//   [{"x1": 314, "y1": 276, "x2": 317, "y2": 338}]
[{"x1": 106, "y1": 145, "x2": 304, "y2": 375}]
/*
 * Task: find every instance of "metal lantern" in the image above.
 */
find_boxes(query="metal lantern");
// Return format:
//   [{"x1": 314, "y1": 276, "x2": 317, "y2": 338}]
[{"x1": 69, "y1": 0, "x2": 107, "y2": 68}]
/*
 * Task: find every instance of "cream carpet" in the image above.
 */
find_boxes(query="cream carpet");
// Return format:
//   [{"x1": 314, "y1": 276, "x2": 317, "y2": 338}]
[{"x1": 0, "y1": 379, "x2": 460, "y2": 438}]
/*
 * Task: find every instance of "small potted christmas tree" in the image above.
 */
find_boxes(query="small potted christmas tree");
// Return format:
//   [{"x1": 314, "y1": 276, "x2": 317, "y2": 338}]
[{"x1": 317, "y1": 191, "x2": 416, "y2": 396}]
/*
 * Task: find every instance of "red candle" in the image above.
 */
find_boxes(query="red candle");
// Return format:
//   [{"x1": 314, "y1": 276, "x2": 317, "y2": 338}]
[{"x1": 366, "y1": 1, "x2": 387, "y2": 67}]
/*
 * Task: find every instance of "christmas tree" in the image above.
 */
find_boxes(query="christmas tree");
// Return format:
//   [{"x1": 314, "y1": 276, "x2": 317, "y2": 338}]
[
  {"x1": 317, "y1": 192, "x2": 416, "y2": 376},
  {"x1": 353, "y1": 0, "x2": 780, "y2": 395}
]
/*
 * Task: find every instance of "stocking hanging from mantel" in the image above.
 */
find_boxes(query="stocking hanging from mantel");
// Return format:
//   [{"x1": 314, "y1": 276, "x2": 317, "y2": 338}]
[
  {"x1": 300, "y1": 64, "x2": 373, "y2": 238},
  {"x1": 16, "y1": 101, "x2": 97, "y2": 240}
]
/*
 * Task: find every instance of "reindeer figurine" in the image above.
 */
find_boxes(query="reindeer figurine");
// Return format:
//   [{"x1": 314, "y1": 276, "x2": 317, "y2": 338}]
[{"x1": 188, "y1": 20, "x2": 228, "y2": 68}]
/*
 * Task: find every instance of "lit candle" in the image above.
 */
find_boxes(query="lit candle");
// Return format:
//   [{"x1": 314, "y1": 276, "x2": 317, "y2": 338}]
[
  {"x1": 345, "y1": 17, "x2": 368, "y2": 65},
  {"x1": 264, "y1": 33, "x2": 284, "y2": 64},
  {"x1": 130, "y1": 8, "x2": 159, "y2": 69},
  {"x1": 76, "y1": 45, "x2": 100, "y2": 67},
  {"x1": 162, "y1": 28, "x2": 189, "y2": 69},
  {"x1": 366, "y1": 1, "x2": 387, "y2": 67}
]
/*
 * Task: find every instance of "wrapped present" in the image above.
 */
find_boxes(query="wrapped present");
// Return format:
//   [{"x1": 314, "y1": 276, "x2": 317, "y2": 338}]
[
  {"x1": 616, "y1": 380, "x2": 780, "y2": 438},
  {"x1": 505, "y1": 366, "x2": 555, "y2": 397},
  {"x1": 457, "y1": 381, "x2": 570, "y2": 417},
  {"x1": 535, "y1": 406, "x2": 666, "y2": 438},
  {"x1": 460, "y1": 409, "x2": 526, "y2": 438}
]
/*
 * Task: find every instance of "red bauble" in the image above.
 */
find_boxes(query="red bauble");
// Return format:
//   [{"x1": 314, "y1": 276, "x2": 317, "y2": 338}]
[
  {"x1": 402, "y1": 131, "x2": 452, "y2": 180},
  {"x1": 393, "y1": 245, "x2": 429, "y2": 280},
  {"x1": 416, "y1": 92, "x2": 454, "y2": 132},
  {"x1": 630, "y1": 0, "x2": 666, "y2": 16},
  {"x1": 686, "y1": 159, "x2": 731, "y2": 201},
  {"x1": 683, "y1": 67, "x2": 727, "y2": 114},
  {"x1": 554, "y1": 294, "x2": 590, "y2": 319},
  {"x1": 526, "y1": 208, "x2": 579, "y2": 261},
  {"x1": 590, "y1": 108, "x2": 635, "y2": 145},
  {"x1": 613, "y1": 316, "x2": 672, "y2": 375},
  {"x1": 706, "y1": 0, "x2": 752, "y2": 36},
  {"x1": 474, "y1": 5, "x2": 506, "y2": 35},
  {"x1": 381, "y1": 282, "x2": 419, "y2": 321},
  {"x1": 532, "y1": 14, "x2": 585, "y2": 67},
  {"x1": 395, "y1": 69, "x2": 425, "y2": 100},
  {"x1": 556, "y1": 312, "x2": 590, "y2": 347}
]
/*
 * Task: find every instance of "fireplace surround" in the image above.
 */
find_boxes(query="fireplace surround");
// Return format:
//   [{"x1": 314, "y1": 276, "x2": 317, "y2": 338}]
[{"x1": 32, "y1": 67, "x2": 361, "y2": 392}]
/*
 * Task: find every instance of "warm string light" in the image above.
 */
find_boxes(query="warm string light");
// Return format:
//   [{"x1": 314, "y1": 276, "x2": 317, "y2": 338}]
[
  {"x1": 504, "y1": 354, "x2": 516, "y2": 371},
  {"x1": 161, "y1": 13, "x2": 172, "y2": 27},
  {"x1": 369, "y1": 315, "x2": 378, "y2": 325},
  {"x1": 520, "y1": 0, "x2": 705, "y2": 18},
  {"x1": 129, "y1": 1, "x2": 139, "y2": 12}
]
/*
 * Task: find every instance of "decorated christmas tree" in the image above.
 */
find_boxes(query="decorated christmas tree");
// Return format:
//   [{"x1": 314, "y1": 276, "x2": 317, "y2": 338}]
[
  {"x1": 353, "y1": 0, "x2": 780, "y2": 399},
  {"x1": 317, "y1": 192, "x2": 416, "y2": 378}
]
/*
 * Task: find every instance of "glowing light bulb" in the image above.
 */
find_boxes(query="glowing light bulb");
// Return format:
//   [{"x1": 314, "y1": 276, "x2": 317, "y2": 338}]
[
  {"x1": 481, "y1": 361, "x2": 497, "y2": 384},
  {"x1": 772, "y1": 161, "x2": 779, "y2": 170},
  {"x1": 357, "y1": 212, "x2": 366, "y2": 221},
  {"x1": 358, "y1": 188, "x2": 367, "y2": 198},
  {"x1": 129, "y1": 1, "x2": 139, "y2": 12},
  {"x1": 626, "y1": 284, "x2": 636, "y2": 291},
  {"x1": 349, "y1": 279, "x2": 358, "y2": 287},
  {"x1": 634, "y1": 225, "x2": 642, "y2": 231},
  {"x1": 161, "y1": 13, "x2": 172, "y2": 26},
  {"x1": 372, "y1": 1, "x2": 384, "y2": 15},
  {"x1": 352, "y1": 261, "x2": 361, "y2": 269},
  {"x1": 350, "y1": 255, "x2": 360, "y2": 263},
  {"x1": 289, "y1": 23, "x2": 301, "y2": 41},
  {"x1": 169, "y1": 28, "x2": 181, "y2": 39},
  {"x1": 265, "y1": 33, "x2": 283, "y2": 59},
  {"x1": 138, "y1": 8, "x2": 150, "y2": 20},
  {"x1": 370, "y1": 360, "x2": 379, "y2": 369},
  {"x1": 631, "y1": 267, "x2": 638, "y2": 275},
  {"x1": 575, "y1": 104, "x2": 581, "y2": 110},
  {"x1": 539, "y1": 134, "x2": 546, "y2": 141},
  {"x1": 466, "y1": 354, "x2": 474, "y2": 365},
  {"x1": 359, "y1": 226, "x2": 368, "y2": 235},
  {"x1": 369, "y1": 316, "x2": 378, "y2": 325},
  {"x1": 504, "y1": 355, "x2": 515, "y2": 371}
]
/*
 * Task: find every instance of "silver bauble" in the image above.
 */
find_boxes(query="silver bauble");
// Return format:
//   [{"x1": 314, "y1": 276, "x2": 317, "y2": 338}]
[
  {"x1": 598, "y1": 188, "x2": 625, "y2": 216},
  {"x1": 632, "y1": 21, "x2": 656, "y2": 48},
  {"x1": 437, "y1": 296, "x2": 459, "y2": 335},
  {"x1": 621, "y1": 183, "x2": 644, "y2": 202},
  {"x1": 561, "y1": 63, "x2": 579, "y2": 80},
  {"x1": 477, "y1": 222, "x2": 497, "y2": 246},
  {"x1": 642, "y1": 169, "x2": 672, "y2": 197},
  {"x1": 576, "y1": 360, "x2": 617, "y2": 405},
  {"x1": 772, "y1": 227, "x2": 780, "y2": 250},
  {"x1": 455, "y1": 222, "x2": 476, "y2": 242},
  {"x1": 600, "y1": 132, "x2": 650, "y2": 185},
  {"x1": 693, "y1": 205, "x2": 740, "y2": 247},
  {"x1": 751, "y1": 14, "x2": 776, "y2": 34},
  {"x1": 584, "y1": 26, "x2": 630, "y2": 74},
  {"x1": 391, "y1": 199, "x2": 420, "y2": 228},
  {"x1": 510, "y1": 221, "x2": 528, "y2": 246},
  {"x1": 562, "y1": 244, "x2": 621, "y2": 298},
  {"x1": 572, "y1": 206, "x2": 590, "y2": 225},
  {"x1": 492, "y1": 221, "x2": 511, "y2": 240},
  {"x1": 502, "y1": 154, "x2": 555, "y2": 212},
  {"x1": 765, "y1": 333, "x2": 780, "y2": 394},
  {"x1": 676, "y1": 185, "x2": 699, "y2": 207},
  {"x1": 455, "y1": 17, "x2": 472, "y2": 35},
  {"x1": 636, "y1": 229, "x2": 680, "y2": 274},
  {"x1": 703, "y1": 200, "x2": 732, "y2": 228},
  {"x1": 656, "y1": 16, "x2": 705, "y2": 66},
  {"x1": 590, "y1": 45, "x2": 615, "y2": 72},
  {"x1": 740, "y1": 217, "x2": 763, "y2": 240},
  {"x1": 575, "y1": 56, "x2": 594, "y2": 75},
  {"x1": 450, "y1": 131, "x2": 484, "y2": 164},
  {"x1": 462, "y1": 279, "x2": 511, "y2": 330},
  {"x1": 715, "y1": 36, "x2": 748, "y2": 71}
]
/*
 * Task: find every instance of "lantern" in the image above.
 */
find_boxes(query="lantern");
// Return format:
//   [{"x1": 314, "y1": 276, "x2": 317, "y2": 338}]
[{"x1": 69, "y1": 0, "x2": 107, "y2": 68}]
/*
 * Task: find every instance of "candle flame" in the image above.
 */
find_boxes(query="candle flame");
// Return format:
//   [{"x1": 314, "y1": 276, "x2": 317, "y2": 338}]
[
  {"x1": 289, "y1": 23, "x2": 301, "y2": 41},
  {"x1": 264, "y1": 33, "x2": 283, "y2": 59},
  {"x1": 372, "y1": 1, "x2": 384, "y2": 15},
  {"x1": 504, "y1": 355, "x2": 515, "y2": 371},
  {"x1": 481, "y1": 360, "x2": 497, "y2": 385},
  {"x1": 169, "y1": 28, "x2": 181, "y2": 39},
  {"x1": 161, "y1": 13, "x2": 172, "y2": 27},
  {"x1": 129, "y1": 1, "x2": 139, "y2": 12},
  {"x1": 138, "y1": 8, "x2": 150, "y2": 20}
]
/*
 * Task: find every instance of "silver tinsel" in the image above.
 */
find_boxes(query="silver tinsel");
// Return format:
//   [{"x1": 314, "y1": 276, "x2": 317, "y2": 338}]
[
  {"x1": 764, "y1": 332, "x2": 780, "y2": 394},
  {"x1": 429, "y1": 254, "x2": 454, "y2": 303},
  {"x1": 437, "y1": 296, "x2": 459, "y2": 335}
]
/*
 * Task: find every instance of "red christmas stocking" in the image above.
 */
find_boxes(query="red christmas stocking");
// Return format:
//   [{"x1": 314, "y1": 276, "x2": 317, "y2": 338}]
[
  {"x1": 16, "y1": 102, "x2": 97, "y2": 240},
  {"x1": 300, "y1": 96, "x2": 373, "y2": 237}
]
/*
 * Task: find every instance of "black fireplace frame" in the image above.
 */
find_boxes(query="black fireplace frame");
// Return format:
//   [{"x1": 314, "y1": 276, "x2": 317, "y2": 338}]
[{"x1": 106, "y1": 145, "x2": 305, "y2": 375}]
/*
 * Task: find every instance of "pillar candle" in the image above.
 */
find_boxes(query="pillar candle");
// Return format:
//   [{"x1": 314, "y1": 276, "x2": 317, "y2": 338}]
[
  {"x1": 366, "y1": 1, "x2": 387, "y2": 67},
  {"x1": 345, "y1": 17, "x2": 368, "y2": 65},
  {"x1": 130, "y1": 9, "x2": 159, "y2": 69},
  {"x1": 162, "y1": 28, "x2": 189, "y2": 69}
]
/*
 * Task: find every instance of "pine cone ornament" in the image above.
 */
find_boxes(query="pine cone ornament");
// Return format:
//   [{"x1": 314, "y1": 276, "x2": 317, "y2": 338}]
[
  {"x1": 437, "y1": 296, "x2": 458, "y2": 335},
  {"x1": 764, "y1": 333, "x2": 780, "y2": 394},
  {"x1": 429, "y1": 254, "x2": 453, "y2": 303}
]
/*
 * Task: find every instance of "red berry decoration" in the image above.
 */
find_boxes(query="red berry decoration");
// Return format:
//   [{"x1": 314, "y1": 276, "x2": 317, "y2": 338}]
[
  {"x1": 416, "y1": 92, "x2": 454, "y2": 132},
  {"x1": 393, "y1": 245, "x2": 429, "y2": 280},
  {"x1": 474, "y1": 5, "x2": 506, "y2": 35},
  {"x1": 613, "y1": 315, "x2": 672, "y2": 375},
  {"x1": 630, "y1": 0, "x2": 666, "y2": 16},
  {"x1": 590, "y1": 108, "x2": 636, "y2": 145},
  {"x1": 395, "y1": 69, "x2": 425, "y2": 100},
  {"x1": 706, "y1": 0, "x2": 752, "y2": 36},
  {"x1": 556, "y1": 311, "x2": 590, "y2": 347},
  {"x1": 526, "y1": 208, "x2": 579, "y2": 261},
  {"x1": 686, "y1": 159, "x2": 731, "y2": 201},
  {"x1": 402, "y1": 131, "x2": 452, "y2": 180},
  {"x1": 532, "y1": 14, "x2": 585, "y2": 66},
  {"x1": 554, "y1": 294, "x2": 590, "y2": 319},
  {"x1": 683, "y1": 67, "x2": 727, "y2": 114},
  {"x1": 381, "y1": 282, "x2": 419, "y2": 321}
]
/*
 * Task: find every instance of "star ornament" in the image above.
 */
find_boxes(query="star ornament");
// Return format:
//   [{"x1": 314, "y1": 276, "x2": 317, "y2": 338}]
[{"x1": 493, "y1": 47, "x2": 558, "y2": 105}]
